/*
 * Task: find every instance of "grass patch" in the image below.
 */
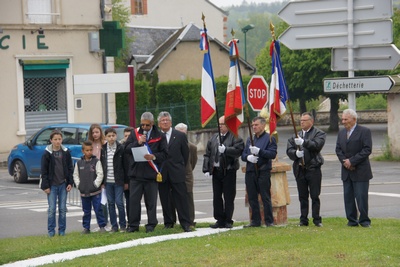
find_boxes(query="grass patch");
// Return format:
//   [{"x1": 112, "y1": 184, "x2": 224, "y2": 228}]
[
  {"x1": 374, "y1": 135, "x2": 400, "y2": 161},
  {"x1": 1, "y1": 218, "x2": 400, "y2": 266}
]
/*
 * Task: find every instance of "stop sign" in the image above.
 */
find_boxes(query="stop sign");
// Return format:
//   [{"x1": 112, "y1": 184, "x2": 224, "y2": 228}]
[{"x1": 247, "y1": 75, "x2": 269, "y2": 111}]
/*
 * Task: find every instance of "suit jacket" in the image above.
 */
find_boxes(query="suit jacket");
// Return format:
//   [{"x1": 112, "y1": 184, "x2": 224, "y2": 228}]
[
  {"x1": 286, "y1": 126, "x2": 326, "y2": 177},
  {"x1": 335, "y1": 124, "x2": 373, "y2": 182},
  {"x1": 124, "y1": 125, "x2": 168, "y2": 181},
  {"x1": 185, "y1": 142, "x2": 198, "y2": 192},
  {"x1": 160, "y1": 128, "x2": 189, "y2": 183}
]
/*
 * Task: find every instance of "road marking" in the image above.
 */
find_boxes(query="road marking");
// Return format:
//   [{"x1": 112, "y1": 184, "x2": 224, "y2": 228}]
[{"x1": 369, "y1": 192, "x2": 400, "y2": 198}]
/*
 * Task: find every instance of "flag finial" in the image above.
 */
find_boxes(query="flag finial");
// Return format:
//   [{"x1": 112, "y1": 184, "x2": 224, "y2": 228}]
[
  {"x1": 230, "y1": 28, "x2": 235, "y2": 38},
  {"x1": 269, "y1": 22, "x2": 276, "y2": 41}
]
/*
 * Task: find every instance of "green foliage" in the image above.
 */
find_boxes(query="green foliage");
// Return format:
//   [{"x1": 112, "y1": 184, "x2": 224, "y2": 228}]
[
  {"x1": 116, "y1": 76, "x2": 258, "y2": 129},
  {"x1": 355, "y1": 94, "x2": 387, "y2": 110},
  {"x1": 1, "y1": 218, "x2": 399, "y2": 266},
  {"x1": 111, "y1": 0, "x2": 134, "y2": 70}
]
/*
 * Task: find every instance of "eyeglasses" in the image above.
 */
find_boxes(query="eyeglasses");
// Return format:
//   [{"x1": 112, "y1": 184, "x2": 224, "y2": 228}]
[
  {"x1": 160, "y1": 119, "x2": 171, "y2": 123},
  {"x1": 141, "y1": 124, "x2": 151, "y2": 127}
]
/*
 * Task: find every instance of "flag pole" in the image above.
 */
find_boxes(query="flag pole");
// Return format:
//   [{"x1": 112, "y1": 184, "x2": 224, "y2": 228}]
[
  {"x1": 269, "y1": 22, "x2": 304, "y2": 167},
  {"x1": 202, "y1": 13, "x2": 222, "y2": 144},
  {"x1": 230, "y1": 28, "x2": 255, "y2": 148}
]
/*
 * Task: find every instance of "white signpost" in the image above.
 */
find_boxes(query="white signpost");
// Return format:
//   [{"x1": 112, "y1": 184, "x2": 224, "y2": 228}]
[
  {"x1": 323, "y1": 76, "x2": 394, "y2": 93},
  {"x1": 278, "y1": 0, "x2": 392, "y2": 25},
  {"x1": 332, "y1": 44, "x2": 400, "y2": 71},
  {"x1": 279, "y1": 20, "x2": 392, "y2": 50},
  {"x1": 278, "y1": 0, "x2": 395, "y2": 110}
]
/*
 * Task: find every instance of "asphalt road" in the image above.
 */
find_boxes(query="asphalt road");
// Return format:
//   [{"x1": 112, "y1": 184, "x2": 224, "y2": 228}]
[{"x1": 0, "y1": 124, "x2": 399, "y2": 239}]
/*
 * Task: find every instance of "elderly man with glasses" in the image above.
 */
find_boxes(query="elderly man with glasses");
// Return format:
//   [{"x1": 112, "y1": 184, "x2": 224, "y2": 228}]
[{"x1": 124, "y1": 111, "x2": 167, "y2": 233}]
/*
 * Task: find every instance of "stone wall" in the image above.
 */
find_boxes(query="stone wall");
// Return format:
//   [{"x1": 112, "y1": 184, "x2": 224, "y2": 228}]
[{"x1": 277, "y1": 110, "x2": 387, "y2": 126}]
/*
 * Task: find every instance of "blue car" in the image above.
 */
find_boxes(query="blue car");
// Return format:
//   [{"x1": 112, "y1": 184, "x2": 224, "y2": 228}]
[{"x1": 8, "y1": 123, "x2": 128, "y2": 183}]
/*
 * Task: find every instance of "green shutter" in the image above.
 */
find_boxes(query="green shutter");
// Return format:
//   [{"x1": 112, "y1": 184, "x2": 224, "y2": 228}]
[{"x1": 19, "y1": 59, "x2": 70, "y2": 70}]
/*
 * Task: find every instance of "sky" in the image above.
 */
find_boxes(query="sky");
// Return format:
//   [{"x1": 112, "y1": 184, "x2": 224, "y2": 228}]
[{"x1": 209, "y1": 0, "x2": 283, "y2": 8}]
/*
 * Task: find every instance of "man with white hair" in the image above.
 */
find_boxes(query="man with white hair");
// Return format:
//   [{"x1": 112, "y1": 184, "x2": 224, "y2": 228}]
[
  {"x1": 336, "y1": 109, "x2": 373, "y2": 227},
  {"x1": 175, "y1": 123, "x2": 198, "y2": 226}
]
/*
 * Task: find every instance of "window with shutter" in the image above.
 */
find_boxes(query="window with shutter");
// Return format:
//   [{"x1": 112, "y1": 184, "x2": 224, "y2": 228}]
[{"x1": 27, "y1": 0, "x2": 52, "y2": 24}]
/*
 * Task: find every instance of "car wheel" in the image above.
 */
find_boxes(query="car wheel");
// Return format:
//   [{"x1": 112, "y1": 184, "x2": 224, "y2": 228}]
[{"x1": 13, "y1": 160, "x2": 28, "y2": 183}]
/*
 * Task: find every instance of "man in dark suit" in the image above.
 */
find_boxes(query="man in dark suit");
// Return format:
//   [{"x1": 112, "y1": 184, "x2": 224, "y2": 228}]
[
  {"x1": 124, "y1": 112, "x2": 167, "y2": 233},
  {"x1": 175, "y1": 123, "x2": 198, "y2": 227},
  {"x1": 336, "y1": 109, "x2": 373, "y2": 227},
  {"x1": 203, "y1": 116, "x2": 244, "y2": 229},
  {"x1": 287, "y1": 112, "x2": 326, "y2": 227},
  {"x1": 157, "y1": 111, "x2": 192, "y2": 232}
]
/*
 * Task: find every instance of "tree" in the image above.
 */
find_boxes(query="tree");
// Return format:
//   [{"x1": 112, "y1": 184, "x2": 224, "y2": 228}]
[{"x1": 111, "y1": 0, "x2": 134, "y2": 71}]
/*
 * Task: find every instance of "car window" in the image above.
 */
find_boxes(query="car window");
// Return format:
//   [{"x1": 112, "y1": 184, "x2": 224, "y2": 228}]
[
  {"x1": 78, "y1": 128, "x2": 88, "y2": 144},
  {"x1": 35, "y1": 128, "x2": 55, "y2": 146},
  {"x1": 61, "y1": 127, "x2": 78, "y2": 145}
]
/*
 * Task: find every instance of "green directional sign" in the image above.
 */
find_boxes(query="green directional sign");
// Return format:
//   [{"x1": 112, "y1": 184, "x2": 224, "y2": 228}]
[{"x1": 99, "y1": 21, "x2": 125, "y2": 57}]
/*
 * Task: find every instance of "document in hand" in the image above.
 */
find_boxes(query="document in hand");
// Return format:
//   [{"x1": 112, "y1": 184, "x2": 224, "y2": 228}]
[{"x1": 131, "y1": 146, "x2": 150, "y2": 162}]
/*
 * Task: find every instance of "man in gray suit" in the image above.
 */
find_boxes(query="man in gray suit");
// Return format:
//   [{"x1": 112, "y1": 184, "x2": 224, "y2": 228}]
[
  {"x1": 175, "y1": 123, "x2": 198, "y2": 227},
  {"x1": 158, "y1": 111, "x2": 192, "y2": 232},
  {"x1": 336, "y1": 109, "x2": 373, "y2": 227}
]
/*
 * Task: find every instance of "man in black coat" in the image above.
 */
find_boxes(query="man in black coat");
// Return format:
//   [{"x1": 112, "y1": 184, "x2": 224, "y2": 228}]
[
  {"x1": 287, "y1": 112, "x2": 326, "y2": 227},
  {"x1": 124, "y1": 112, "x2": 167, "y2": 233},
  {"x1": 203, "y1": 116, "x2": 244, "y2": 229},
  {"x1": 336, "y1": 109, "x2": 373, "y2": 227},
  {"x1": 157, "y1": 111, "x2": 192, "y2": 232}
]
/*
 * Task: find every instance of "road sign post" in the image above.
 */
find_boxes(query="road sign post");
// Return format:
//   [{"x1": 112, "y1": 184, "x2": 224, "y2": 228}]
[
  {"x1": 278, "y1": 0, "x2": 395, "y2": 110},
  {"x1": 323, "y1": 76, "x2": 394, "y2": 93},
  {"x1": 247, "y1": 75, "x2": 269, "y2": 112}
]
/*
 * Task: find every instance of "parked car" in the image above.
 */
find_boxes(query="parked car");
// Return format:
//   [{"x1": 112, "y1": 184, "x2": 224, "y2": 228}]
[{"x1": 8, "y1": 123, "x2": 128, "y2": 183}]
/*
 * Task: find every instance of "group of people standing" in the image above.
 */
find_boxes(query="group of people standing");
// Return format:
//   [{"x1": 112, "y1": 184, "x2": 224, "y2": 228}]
[{"x1": 40, "y1": 108, "x2": 373, "y2": 237}]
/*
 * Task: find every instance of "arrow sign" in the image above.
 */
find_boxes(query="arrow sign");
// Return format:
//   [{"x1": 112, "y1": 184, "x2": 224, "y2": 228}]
[
  {"x1": 279, "y1": 20, "x2": 392, "y2": 50},
  {"x1": 279, "y1": 0, "x2": 392, "y2": 26},
  {"x1": 323, "y1": 76, "x2": 394, "y2": 93},
  {"x1": 331, "y1": 44, "x2": 400, "y2": 71}
]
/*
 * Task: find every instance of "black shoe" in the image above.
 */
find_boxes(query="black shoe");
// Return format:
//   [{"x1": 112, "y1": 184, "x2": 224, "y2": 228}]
[
  {"x1": 360, "y1": 224, "x2": 371, "y2": 228},
  {"x1": 347, "y1": 222, "x2": 359, "y2": 227},
  {"x1": 225, "y1": 223, "x2": 233, "y2": 229},
  {"x1": 127, "y1": 227, "x2": 139, "y2": 233},
  {"x1": 298, "y1": 222, "x2": 309, "y2": 227},
  {"x1": 266, "y1": 223, "x2": 274, "y2": 227},
  {"x1": 163, "y1": 224, "x2": 174, "y2": 229},
  {"x1": 146, "y1": 227, "x2": 154, "y2": 233},
  {"x1": 244, "y1": 223, "x2": 261, "y2": 228},
  {"x1": 209, "y1": 222, "x2": 224, "y2": 229},
  {"x1": 315, "y1": 223, "x2": 323, "y2": 227},
  {"x1": 183, "y1": 226, "x2": 192, "y2": 232}
]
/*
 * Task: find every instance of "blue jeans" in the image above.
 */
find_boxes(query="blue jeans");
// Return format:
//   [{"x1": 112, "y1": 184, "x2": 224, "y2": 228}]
[
  {"x1": 47, "y1": 182, "x2": 67, "y2": 236},
  {"x1": 106, "y1": 183, "x2": 127, "y2": 229},
  {"x1": 81, "y1": 193, "x2": 106, "y2": 230}
]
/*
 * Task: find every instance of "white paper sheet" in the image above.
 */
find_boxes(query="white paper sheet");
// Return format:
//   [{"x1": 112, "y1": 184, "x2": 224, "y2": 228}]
[
  {"x1": 131, "y1": 146, "x2": 150, "y2": 162},
  {"x1": 101, "y1": 188, "x2": 107, "y2": 205}
]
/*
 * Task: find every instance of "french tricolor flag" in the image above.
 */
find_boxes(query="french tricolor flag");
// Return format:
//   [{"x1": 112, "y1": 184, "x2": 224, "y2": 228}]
[
  {"x1": 269, "y1": 40, "x2": 288, "y2": 135},
  {"x1": 200, "y1": 28, "x2": 216, "y2": 127},
  {"x1": 224, "y1": 39, "x2": 245, "y2": 137}
]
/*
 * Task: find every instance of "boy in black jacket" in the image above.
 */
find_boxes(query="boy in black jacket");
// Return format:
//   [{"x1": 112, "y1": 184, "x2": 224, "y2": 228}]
[
  {"x1": 101, "y1": 128, "x2": 126, "y2": 232},
  {"x1": 41, "y1": 130, "x2": 74, "y2": 237},
  {"x1": 73, "y1": 141, "x2": 106, "y2": 234}
]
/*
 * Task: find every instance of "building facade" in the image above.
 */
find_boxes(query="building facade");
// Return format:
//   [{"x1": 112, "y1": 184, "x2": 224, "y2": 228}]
[
  {"x1": 124, "y1": 0, "x2": 228, "y2": 43},
  {"x1": 0, "y1": 0, "x2": 113, "y2": 152}
]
